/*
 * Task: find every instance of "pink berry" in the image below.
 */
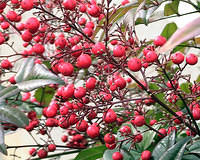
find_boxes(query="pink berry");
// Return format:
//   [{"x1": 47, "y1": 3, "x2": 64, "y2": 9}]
[
  {"x1": 128, "y1": 57, "x2": 142, "y2": 72},
  {"x1": 112, "y1": 152, "x2": 123, "y2": 160},
  {"x1": 171, "y1": 52, "x2": 184, "y2": 64},
  {"x1": 141, "y1": 150, "x2": 151, "y2": 160},
  {"x1": 63, "y1": 0, "x2": 77, "y2": 10},
  {"x1": 113, "y1": 45, "x2": 126, "y2": 57},
  {"x1": 86, "y1": 124, "x2": 100, "y2": 138},
  {"x1": 154, "y1": 36, "x2": 166, "y2": 46},
  {"x1": 133, "y1": 115, "x2": 145, "y2": 127},
  {"x1": 145, "y1": 51, "x2": 158, "y2": 63},
  {"x1": 76, "y1": 54, "x2": 92, "y2": 68},
  {"x1": 186, "y1": 53, "x2": 198, "y2": 65}
]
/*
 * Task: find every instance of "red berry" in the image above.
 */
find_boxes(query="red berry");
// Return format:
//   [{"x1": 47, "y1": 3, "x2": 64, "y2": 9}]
[
  {"x1": 21, "y1": 30, "x2": 32, "y2": 42},
  {"x1": 26, "y1": 17, "x2": 40, "y2": 33},
  {"x1": 62, "y1": 0, "x2": 76, "y2": 10},
  {"x1": 134, "y1": 134, "x2": 143, "y2": 143},
  {"x1": 154, "y1": 36, "x2": 166, "y2": 46},
  {"x1": 171, "y1": 52, "x2": 184, "y2": 64},
  {"x1": 145, "y1": 51, "x2": 158, "y2": 63},
  {"x1": 21, "y1": 0, "x2": 33, "y2": 11},
  {"x1": 55, "y1": 37, "x2": 67, "y2": 49},
  {"x1": 1, "y1": 22, "x2": 10, "y2": 30},
  {"x1": 57, "y1": 62, "x2": 74, "y2": 76},
  {"x1": 133, "y1": 115, "x2": 145, "y2": 127},
  {"x1": 87, "y1": 5, "x2": 100, "y2": 17},
  {"x1": 106, "y1": 143, "x2": 116, "y2": 150},
  {"x1": 74, "y1": 87, "x2": 86, "y2": 99},
  {"x1": 59, "y1": 105, "x2": 69, "y2": 115},
  {"x1": 113, "y1": 45, "x2": 125, "y2": 57},
  {"x1": 48, "y1": 144, "x2": 56, "y2": 152},
  {"x1": 192, "y1": 107, "x2": 200, "y2": 120},
  {"x1": 158, "y1": 128, "x2": 167, "y2": 138},
  {"x1": 29, "y1": 148, "x2": 36, "y2": 156},
  {"x1": 37, "y1": 149, "x2": 47, "y2": 158},
  {"x1": 76, "y1": 120, "x2": 88, "y2": 132},
  {"x1": 87, "y1": 124, "x2": 100, "y2": 138},
  {"x1": 173, "y1": 111, "x2": 183, "y2": 124},
  {"x1": 79, "y1": 4, "x2": 87, "y2": 12},
  {"x1": 186, "y1": 53, "x2": 198, "y2": 65},
  {"x1": 46, "y1": 106, "x2": 57, "y2": 118},
  {"x1": 91, "y1": 42, "x2": 105, "y2": 55},
  {"x1": 83, "y1": 27, "x2": 93, "y2": 37},
  {"x1": 1, "y1": 59, "x2": 12, "y2": 69},
  {"x1": 120, "y1": 125, "x2": 131, "y2": 135},
  {"x1": 103, "y1": 109, "x2": 117, "y2": 123},
  {"x1": 104, "y1": 133, "x2": 115, "y2": 144},
  {"x1": 128, "y1": 58, "x2": 142, "y2": 72},
  {"x1": 114, "y1": 77, "x2": 126, "y2": 89},
  {"x1": 6, "y1": 11, "x2": 18, "y2": 22},
  {"x1": 149, "y1": 120, "x2": 157, "y2": 126},
  {"x1": 141, "y1": 150, "x2": 151, "y2": 160},
  {"x1": 61, "y1": 135, "x2": 68, "y2": 142},
  {"x1": 32, "y1": 43, "x2": 45, "y2": 55},
  {"x1": 112, "y1": 152, "x2": 123, "y2": 160},
  {"x1": 58, "y1": 117, "x2": 70, "y2": 129},
  {"x1": 61, "y1": 84, "x2": 75, "y2": 100},
  {"x1": 86, "y1": 77, "x2": 96, "y2": 90},
  {"x1": 76, "y1": 54, "x2": 92, "y2": 68}
]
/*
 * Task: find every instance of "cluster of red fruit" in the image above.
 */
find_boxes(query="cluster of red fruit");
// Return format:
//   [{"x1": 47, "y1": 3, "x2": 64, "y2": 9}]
[{"x1": 0, "y1": 0, "x2": 199, "y2": 160}]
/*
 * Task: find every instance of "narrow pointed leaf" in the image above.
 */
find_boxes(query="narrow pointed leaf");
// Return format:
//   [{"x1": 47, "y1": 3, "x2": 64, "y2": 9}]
[
  {"x1": 164, "y1": 0, "x2": 179, "y2": 16},
  {"x1": 152, "y1": 131, "x2": 176, "y2": 159},
  {"x1": 189, "y1": 140, "x2": 200, "y2": 153},
  {"x1": 15, "y1": 57, "x2": 35, "y2": 83},
  {"x1": 74, "y1": 145, "x2": 107, "y2": 160},
  {"x1": 159, "y1": 17, "x2": 200, "y2": 53},
  {"x1": 17, "y1": 63, "x2": 64, "y2": 92},
  {"x1": 0, "y1": 102, "x2": 29, "y2": 128},
  {"x1": 159, "y1": 136, "x2": 191, "y2": 160},
  {"x1": 183, "y1": 154, "x2": 200, "y2": 160},
  {"x1": 0, "y1": 86, "x2": 19, "y2": 100}
]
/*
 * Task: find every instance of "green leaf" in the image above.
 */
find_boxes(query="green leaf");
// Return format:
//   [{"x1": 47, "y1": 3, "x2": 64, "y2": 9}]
[
  {"x1": 188, "y1": 140, "x2": 200, "y2": 154},
  {"x1": 159, "y1": 17, "x2": 200, "y2": 53},
  {"x1": 15, "y1": 57, "x2": 35, "y2": 83},
  {"x1": 138, "y1": 124, "x2": 160, "y2": 150},
  {"x1": 34, "y1": 86, "x2": 55, "y2": 107},
  {"x1": 0, "y1": 102, "x2": 29, "y2": 128},
  {"x1": 149, "y1": 83, "x2": 159, "y2": 90},
  {"x1": 0, "y1": 86, "x2": 19, "y2": 100},
  {"x1": 16, "y1": 63, "x2": 64, "y2": 92},
  {"x1": 164, "y1": 0, "x2": 179, "y2": 16},
  {"x1": 180, "y1": 83, "x2": 192, "y2": 94},
  {"x1": 159, "y1": 136, "x2": 191, "y2": 160},
  {"x1": 161, "y1": 22, "x2": 178, "y2": 40},
  {"x1": 0, "y1": 125, "x2": 7, "y2": 155},
  {"x1": 152, "y1": 131, "x2": 176, "y2": 159},
  {"x1": 183, "y1": 154, "x2": 200, "y2": 160},
  {"x1": 173, "y1": 41, "x2": 188, "y2": 52},
  {"x1": 74, "y1": 145, "x2": 107, "y2": 160}
]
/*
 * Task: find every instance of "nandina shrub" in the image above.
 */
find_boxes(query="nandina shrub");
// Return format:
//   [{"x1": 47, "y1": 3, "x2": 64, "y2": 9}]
[{"x1": 0, "y1": 0, "x2": 200, "y2": 160}]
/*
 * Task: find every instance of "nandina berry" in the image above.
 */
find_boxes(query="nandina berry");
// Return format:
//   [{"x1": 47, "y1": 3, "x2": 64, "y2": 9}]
[
  {"x1": 32, "y1": 43, "x2": 45, "y2": 55},
  {"x1": 145, "y1": 51, "x2": 158, "y2": 63},
  {"x1": 79, "y1": 4, "x2": 87, "y2": 12},
  {"x1": 55, "y1": 37, "x2": 67, "y2": 49},
  {"x1": 153, "y1": 35, "x2": 166, "y2": 46},
  {"x1": 103, "y1": 109, "x2": 117, "y2": 123},
  {"x1": 61, "y1": 135, "x2": 68, "y2": 142},
  {"x1": 186, "y1": 129, "x2": 196, "y2": 137},
  {"x1": 171, "y1": 52, "x2": 184, "y2": 64},
  {"x1": 120, "y1": 125, "x2": 131, "y2": 135},
  {"x1": 37, "y1": 149, "x2": 47, "y2": 158},
  {"x1": 59, "y1": 105, "x2": 69, "y2": 115},
  {"x1": 86, "y1": 77, "x2": 96, "y2": 90},
  {"x1": 128, "y1": 57, "x2": 142, "y2": 72},
  {"x1": 106, "y1": 143, "x2": 116, "y2": 150},
  {"x1": 46, "y1": 106, "x2": 57, "y2": 118},
  {"x1": 166, "y1": 80, "x2": 178, "y2": 89},
  {"x1": 1, "y1": 59, "x2": 12, "y2": 69},
  {"x1": 61, "y1": 84, "x2": 75, "y2": 100},
  {"x1": 141, "y1": 150, "x2": 151, "y2": 160},
  {"x1": 173, "y1": 111, "x2": 183, "y2": 124},
  {"x1": 112, "y1": 152, "x2": 123, "y2": 160},
  {"x1": 0, "y1": 35, "x2": 5, "y2": 45},
  {"x1": 83, "y1": 27, "x2": 93, "y2": 37},
  {"x1": 91, "y1": 42, "x2": 105, "y2": 55},
  {"x1": 0, "y1": 2, "x2": 6, "y2": 10},
  {"x1": 58, "y1": 117, "x2": 70, "y2": 129},
  {"x1": 113, "y1": 45, "x2": 125, "y2": 57},
  {"x1": 48, "y1": 144, "x2": 56, "y2": 152},
  {"x1": 71, "y1": 45, "x2": 82, "y2": 57},
  {"x1": 45, "y1": 118, "x2": 57, "y2": 127},
  {"x1": 78, "y1": 17, "x2": 87, "y2": 25},
  {"x1": 21, "y1": 30, "x2": 32, "y2": 42},
  {"x1": 6, "y1": 11, "x2": 18, "y2": 22},
  {"x1": 158, "y1": 128, "x2": 167, "y2": 138},
  {"x1": 104, "y1": 133, "x2": 115, "y2": 144},
  {"x1": 186, "y1": 53, "x2": 198, "y2": 65},
  {"x1": 86, "y1": 124, "x2": 100, "y2": 138},
  {"x1": 87, "y1": 110, "x2": 97, "y2": 120},
  {"x1": 69, "y1": 113, "x2": 78, "y2": 125},
  {"x1": 149, "y1": 119, "x2": 157, "y2": 126},
  {"x1": 192, "y1": 107, "x2": 200, "y2": 120},
  {"x1": 21, "y1": 0, "x2": 33, "y2": 11},
  {"x1": 167, "y1": 126, "x2": 177, "y2": 135},
  {"x1": 134, "y1": 134, "x2": 143, "y2": 143},
  {"x1": 86, "y1": 21, "x2": 95, "y2": 29},
  {"x1": 27, "y1": 111, "x2": 37, "y2": 120},
  {"x1": 62, "y1": 0, "x2": 76, "y2": 10},
  {"x1": 114, "y1": 77, "x2": 126, "y2": 89},
  {"x1": 143, "y1": 46, "x2": 154, "y2": 56},
  {"x1": 29, "y1": 148, "x2": 36, "y2": 156},
  {"x1": 26, "y1": 17, "x2": 40, "y2": 33},
  {"x1": 57, "y1": 62, "x2": 74, "y2": 76},
  {"x1": 76, "y1": 120, "x2": 88, "y2": 132},
  {"x1": 87, "y1": 5, "x2": 100, "y2": 17},
  {"x1": 76, "y1": 54, "x2": 92, "y2": 68},
  {"x1": 1, "y1": 22, "x2": 10, "y2": 30},
  {"x1": 133, "y1": 115, "x2": 145, "y2": 127}
]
